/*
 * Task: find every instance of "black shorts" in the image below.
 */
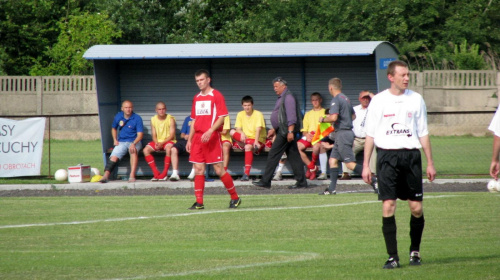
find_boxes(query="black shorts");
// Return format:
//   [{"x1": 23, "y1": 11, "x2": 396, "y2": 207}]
[
  {"x1": 377, "y1": 148, "x2": 423, "y2": 201},
  {"x1": 173, "y1": 139, "x2": 187, "y2": 155}
]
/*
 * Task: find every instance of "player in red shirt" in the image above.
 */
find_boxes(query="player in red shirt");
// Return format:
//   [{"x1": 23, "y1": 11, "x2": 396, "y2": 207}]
[{"x1": 186, "y1": 69, "x2": 241, "y2": 210}]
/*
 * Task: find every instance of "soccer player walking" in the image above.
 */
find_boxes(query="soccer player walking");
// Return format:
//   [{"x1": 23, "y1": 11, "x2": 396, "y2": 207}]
[
  {"x1": 362, "y1": 60, "x2": 436, "y2": 269},
  {"x1": 186, "y1": 69, "x2": 241, "y2": 210}
]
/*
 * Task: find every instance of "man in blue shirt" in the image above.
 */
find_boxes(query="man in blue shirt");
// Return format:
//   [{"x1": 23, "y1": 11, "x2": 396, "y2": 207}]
[{"x1": 100, "y1": 100, "x2": 144, "y2": 183}]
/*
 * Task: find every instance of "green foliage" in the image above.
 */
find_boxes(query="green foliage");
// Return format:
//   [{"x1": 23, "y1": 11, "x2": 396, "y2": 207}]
[
  {"x1": 30, "y1": 12, "x2": 121, "y2": 75},
  {"x1": 451, "y1": 40, "x2": 487, "y2": 70}
]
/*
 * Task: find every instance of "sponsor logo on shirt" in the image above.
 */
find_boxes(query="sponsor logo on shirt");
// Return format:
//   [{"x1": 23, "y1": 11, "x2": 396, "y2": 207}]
[
  {"x1": 386, "y1": 123, "x2": 412, "y2": 137},
  {"x1": 384, "y1": 114, "x2": 395, "y2": 117},
  {"x1": 196, "y1": 100, "x2": 211, "y2": 116}
]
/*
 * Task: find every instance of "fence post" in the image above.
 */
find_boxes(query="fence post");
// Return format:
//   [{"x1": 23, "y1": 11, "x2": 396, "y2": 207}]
[
  {"x1": 416, "y1": 71, "x2": 424, "y2": 95},
  {"x1": 36, "y1": 76, "x2": 43, "y2": 114}
]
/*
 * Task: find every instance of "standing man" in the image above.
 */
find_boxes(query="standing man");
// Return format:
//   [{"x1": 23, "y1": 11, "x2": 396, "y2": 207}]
[
  {"x1": 489, "y1": 106, "x2": 500, "y2": 179},
  {"x1": 231, "y1": 95, "x2": 267, "y2": 181},
  {"x1": 253, "y1": 77, "x2": 308, "y2": 189},
  {"x1": 143, "y1": 101, "x2": 177, "y2": 181},
  {"x1": 298, "y1": 92, "x2": 326, "y2": 180},
  {"x1": 100, "y1": 100, "x2": 143, "y2": 183},
  {"x1": 186, "y1": 69, "x2": 241, "y2": 210},
  {"x1": 362, "y1": 60, "x2": 436, "y2": 269},
  {"x1": 340, "y1": 91, "x2": 377, "y2": 180},
  {"x1": 319, "y1": 78, "x2": 377, "y2": 195}
]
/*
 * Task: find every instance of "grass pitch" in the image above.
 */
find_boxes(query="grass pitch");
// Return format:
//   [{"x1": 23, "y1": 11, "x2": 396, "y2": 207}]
[{"x1": 1, "y1": 192, "x2": 499, "y2": 279}]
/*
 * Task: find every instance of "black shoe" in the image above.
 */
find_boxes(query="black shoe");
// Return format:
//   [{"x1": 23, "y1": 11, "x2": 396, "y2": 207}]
[
  {"x1": 319, "y1": 189, "x2": 336, "y2": 195},
  {"x1": 188, "y1": 202, "x2": 204, "y2": 210},
  {"x1": 240, "y1": 174, "x2": 249, "y2": 181},
  {"x1": 229, "y1": 197, "x2": 242, "y2": 208},
  {"x1": 287, "y1": 183, "x2": 308, "y2": 189},
  {"x1": 409, "y1": 251, "x2": 421, "y2": 266},
  {"x1": 252, "y1": 180, "x2": 271, "y2": 189},
  {"x1": 383, "y1": 257, "x2": 400, "y2": 269}
]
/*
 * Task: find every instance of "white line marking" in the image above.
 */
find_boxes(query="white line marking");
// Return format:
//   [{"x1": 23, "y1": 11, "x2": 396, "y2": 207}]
[
  {"x1": 107, "y1": 250, "x2": 320, "y2": 280},
  {"x1": 0, "y1": 195, "x2": 460, "y2": 230}
]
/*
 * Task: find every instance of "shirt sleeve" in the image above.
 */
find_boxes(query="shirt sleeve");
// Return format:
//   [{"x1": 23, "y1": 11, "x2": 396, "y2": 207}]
[{"x1": 489, "y1": 107, "x2": 500, "y2": 136}]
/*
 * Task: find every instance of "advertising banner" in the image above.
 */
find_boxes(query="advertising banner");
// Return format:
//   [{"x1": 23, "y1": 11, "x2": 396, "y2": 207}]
[{"x1": 0, "y1": 118, "x2": 46, "y2": 177}]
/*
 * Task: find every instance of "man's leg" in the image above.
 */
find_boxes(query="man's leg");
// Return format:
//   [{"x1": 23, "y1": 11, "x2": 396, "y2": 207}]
[
  {"x1": 223, "y1": 142, "x2": 232, "y2": 171},
  {"x1": 382, "y1": 199, "x2": 400, "y2": 268},
  {"x1": 144, "y1": 145, "x2": 160, "y2": 179},
  {"x1": 129, "y1": 152, "x2": 138, "y2": 182},
  {"x1": 286, "y1": 138, "x2": 307, "y2": 187},
  {"x1": 408, "y1": 200, "x2": 424, "y2": 265}
]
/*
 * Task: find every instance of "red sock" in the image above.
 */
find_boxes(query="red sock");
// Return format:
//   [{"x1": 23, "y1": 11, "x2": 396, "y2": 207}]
[
  {"x1": 145, "y1": 154, "x2": 159, "y2": 177},
  {"x1": 232, "y1": 132, "x2": 242, "y2": 142},
  {"x1": 194, "y1": 175, "x2": 205, "y2": 204},
  {"x1": 159, "y1": 156, "x2": 171, "y2": 178},
  {"x1": 311, "y1": 153, "x2": 319, "y2": 165},
  {"x1": 244, "y1": 150, "x2": 253, "y2": 175},
  {"x1": 220, "y1": 172, "x2": 238, "y2": 200}
]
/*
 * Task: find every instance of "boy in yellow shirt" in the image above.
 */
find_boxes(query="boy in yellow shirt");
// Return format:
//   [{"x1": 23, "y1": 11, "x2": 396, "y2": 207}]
[{"x1": 230, "y1": 95, "x2": 266, "y2": 181}]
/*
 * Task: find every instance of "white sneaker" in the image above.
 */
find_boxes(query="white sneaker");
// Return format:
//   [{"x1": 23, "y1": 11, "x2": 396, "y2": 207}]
[
  {"x1": 169, "y1": 174, "x2": 180, "y2": 181},
  {"x1": 187, "y1": 170, "x2": 195, "y2": 181},
  {"x1": 272, "y1": 171, "x2": 282, "y2": 181}
]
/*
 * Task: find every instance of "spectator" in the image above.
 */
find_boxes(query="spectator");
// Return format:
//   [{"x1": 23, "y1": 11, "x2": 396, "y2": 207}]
[
  {"x1": 362, "y1": 60, "x2": 436, "y2": 269},
  {"x1": 221, "y1": 115, "x2": 232, "y2": 172},
  {"x1": 298, "y1": 92, "x2": 326, "y2": 180},
  {"x1": 186, "y1": 69, "x2": 241, "y2": 210},
  {"x1": 100, "y1": 100, "x2": 143, "y2": 183},
  {"x1": 143, "y1": 101, "x2": 177, "y2": 181},
  {"x1": 171, "y1": 115, "x2": 195, "y2": 180},
  {"x1": 252, "y1": 77, "x2": 308, "y2": 189},
  {"x1": 340, "y1": 91, "x2": 377, "y2": 180},
  {"x1": 230, "y1": 95, "x2": 266, "y2": 181}
]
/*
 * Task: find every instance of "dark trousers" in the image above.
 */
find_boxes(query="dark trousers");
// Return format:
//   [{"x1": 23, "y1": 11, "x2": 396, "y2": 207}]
[{"x1": 261, "y1": 131, "x2": 307, "y2": 186}]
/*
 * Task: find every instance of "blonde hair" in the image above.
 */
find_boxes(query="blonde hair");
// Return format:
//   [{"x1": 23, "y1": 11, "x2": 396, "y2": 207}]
[{"x1": 328, "y1": 78, "x2": 342, "y2": 90}]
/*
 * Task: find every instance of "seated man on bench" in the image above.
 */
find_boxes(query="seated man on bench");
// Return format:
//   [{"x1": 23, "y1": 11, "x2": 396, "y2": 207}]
[{"x1": 100, "y1": 100, "x2": 144, "y2": 183}]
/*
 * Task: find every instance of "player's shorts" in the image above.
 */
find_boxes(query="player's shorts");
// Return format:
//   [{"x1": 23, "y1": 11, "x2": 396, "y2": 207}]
[
  {"x1": 146, "y1": 141, "x2": 175, "y2": 151},
  {"x1": 330, "y1": 130, "x2": 355, "y2": 163},
  {"x1": 376, "y1": 148, "x2": 423, "y2": 201},
  {"x1": 110, "y1": 141, "x2": 143, "y2": 160},
  {"x1": 172, "y1": 139, "x2": 187, "y2": 154},
  {"x1": 189, "y1": 131, "x2": 223, "y2": 164},
  {"x1": 297, "y1": 138, "x2": 312, "y2": 148},
  {"x1": 232, "y1": 138, "x2": 265, "y2": 155}
]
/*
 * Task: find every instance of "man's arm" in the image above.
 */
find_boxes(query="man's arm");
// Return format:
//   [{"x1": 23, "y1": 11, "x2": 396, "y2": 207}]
[
  {"x1": 362, "y1": 136, "x2": 375, "y2": 184},
  {"x1": 111, "y1": 128, "x2": 118, "y2": 146},
  {"x1": 201, "y1": 115, "x2": 226, "y2": 143},
  {"x1": 490, "y1": 135, "x2": 500, "y2": 179},
  {"x1": 419, "y1": 134, "x2": 436, "y2": 182}
]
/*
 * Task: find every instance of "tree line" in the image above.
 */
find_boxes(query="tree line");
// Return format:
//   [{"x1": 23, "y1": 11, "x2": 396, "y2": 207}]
[{"x1": 1, "y1": 0, "x2": 499, "y2": 76}]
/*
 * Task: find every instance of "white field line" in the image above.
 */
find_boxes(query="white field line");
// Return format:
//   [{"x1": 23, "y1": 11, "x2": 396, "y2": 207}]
[
  {"x1": 108, "y1": 251, "x2": 320, "y2": 280},
  {"x1": 0, "y1": 195, "x2": 460, "y2": 230}
]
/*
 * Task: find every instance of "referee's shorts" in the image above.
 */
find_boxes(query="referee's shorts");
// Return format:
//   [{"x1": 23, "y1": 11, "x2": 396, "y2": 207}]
[{"x1": 376, "y1": 148, "x2": 423, "y2": 201}]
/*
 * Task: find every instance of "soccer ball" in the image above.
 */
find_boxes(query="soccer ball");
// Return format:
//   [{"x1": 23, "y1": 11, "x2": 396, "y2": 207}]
[
  {"x1": 91, "y1": 167, "x2": 100, "y2": 177},
  {"x1": 54, "y1": 169, "x2": 68, "y2": 181},
  {"x1": 487, "y1": 180, "x2": 499, "y2": 193}
]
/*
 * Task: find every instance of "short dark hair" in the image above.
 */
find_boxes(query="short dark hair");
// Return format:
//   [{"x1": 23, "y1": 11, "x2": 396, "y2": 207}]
[
  {"x1": 272, "y1": 77, "x2": 287, "y2": 86},
  {"x1": 311, "y1": 92, "x2": 322, "y2": 100},
  {"x1": 195, "y1": 69, "x2": 210, "y2": 78},
  {"x1": 241, "y1": 95, "x2": 254, "y2": 104},
  {"x1": 387, "y1": 60, "x2": 408, "y2": 76}
]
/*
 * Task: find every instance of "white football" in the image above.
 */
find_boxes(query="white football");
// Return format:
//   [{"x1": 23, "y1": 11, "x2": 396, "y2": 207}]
[
  {"x1": 487, "y1": 180, "x2": 499, "y2": 193},
  {"x1": 54, "y1": 169, "x2": 68, "y2": 181},
  {"x1": 91, "y1": 167, "x2": 100, "y2": 177}
]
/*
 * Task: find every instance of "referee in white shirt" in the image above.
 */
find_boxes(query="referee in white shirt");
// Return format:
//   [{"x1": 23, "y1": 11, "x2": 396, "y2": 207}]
[{"x1": 362, "y1": 60, "x2": 436, "y2": 269}]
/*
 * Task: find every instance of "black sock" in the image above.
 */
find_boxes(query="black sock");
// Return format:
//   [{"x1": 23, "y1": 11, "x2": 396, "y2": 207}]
[
  {"x1": 409, "y1": 214, "x2": 425, "y2": 253},
  {"x1": 328, "y1": 168, "x2": 339, "y2": 192},
  {"x1": 382, "y1": 216, "x2": 398, "y2": 260},
  {"x1": 353, "y1": 164, "x2": 363, "y2": 175}
]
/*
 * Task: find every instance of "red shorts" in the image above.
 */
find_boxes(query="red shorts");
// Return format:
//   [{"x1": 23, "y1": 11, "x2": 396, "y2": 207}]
[
  {"x1": 147, "y1": 141, "x2": 175, "y2": 151},
  {"x1": 189, "y1": 132, "x2": 223, "y2": 164},
  {"x1": 297, "y1": 138, "x2": 312, "y2": 149},
  {"x1": 233, "y1": 138, "x2": 265, "y2": 154}
]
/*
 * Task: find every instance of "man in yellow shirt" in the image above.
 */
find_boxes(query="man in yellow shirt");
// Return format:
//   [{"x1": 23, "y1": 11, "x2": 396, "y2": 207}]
[
  {"x1": 221, "y1": 115, "x2": 232, "y2": 173},
  {"x1": 143, "y1": 101, "x2": 177, "y2": 181},
  {"x1": 297, "y1": 92, "x2": 326, "y2": 180},
  {"x1": 231, "y1": 95, "x2": 267, "y2": 181}
]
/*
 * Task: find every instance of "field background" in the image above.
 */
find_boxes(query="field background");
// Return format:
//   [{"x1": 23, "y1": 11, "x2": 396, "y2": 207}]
[{"x1": 1, "y1": 192, "x2": 499, "y2": 279}]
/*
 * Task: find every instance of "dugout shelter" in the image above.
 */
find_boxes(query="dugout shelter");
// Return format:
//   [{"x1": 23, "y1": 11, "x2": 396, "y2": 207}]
[{"x1": 83, "y1": 41, "x2": 399, "y2": 178}]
